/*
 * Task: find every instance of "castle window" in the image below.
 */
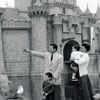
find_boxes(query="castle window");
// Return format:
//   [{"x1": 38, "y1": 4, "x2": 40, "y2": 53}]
[
  {"x1": 62, "y1": 22, "x2": 68, "y2": 33},
  {"x1": 62, "y1": 8, "x2": 65, "y2": 14}
]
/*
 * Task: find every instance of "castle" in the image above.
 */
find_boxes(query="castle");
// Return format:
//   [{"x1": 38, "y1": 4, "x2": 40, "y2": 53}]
[{"x1": 0, "y1": 0, "x2": 100, "y2": 99}]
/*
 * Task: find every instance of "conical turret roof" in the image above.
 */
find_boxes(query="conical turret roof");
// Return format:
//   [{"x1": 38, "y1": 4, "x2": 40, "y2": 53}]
[
  {"x1": 96, "y1": 6, "x2": 100, "y2": 19},
  {"x1": 95, "y1": 6, "x2": 100, "y2": 27},
  {"x1": 76, "y1": 6, "x2": 83, "y2": 15},
  {"x1": 84, "y1": 4, "x2": 91, "y2": 15}
]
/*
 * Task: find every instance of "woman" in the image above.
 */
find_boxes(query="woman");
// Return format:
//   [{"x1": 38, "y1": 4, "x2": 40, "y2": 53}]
[{"x1": 74, "y1": 43, "x2": 94, "y2": 100}]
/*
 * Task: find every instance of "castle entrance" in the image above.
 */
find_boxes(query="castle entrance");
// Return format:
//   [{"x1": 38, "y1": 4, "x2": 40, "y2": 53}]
[{"x1": 62, "y1": 40, "x2": 79, "y2": 99}]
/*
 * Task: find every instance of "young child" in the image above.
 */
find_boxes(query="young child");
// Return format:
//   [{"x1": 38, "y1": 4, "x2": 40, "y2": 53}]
[
  {"x1": 17, "y1": 85, "x2": 24, "y2": 95},
  {"x1": 42, "y1": 72, "x2": 54, "y2": 100},
  {"x1": 70, "y1": 44, "x2": 83, "y2": 81}
]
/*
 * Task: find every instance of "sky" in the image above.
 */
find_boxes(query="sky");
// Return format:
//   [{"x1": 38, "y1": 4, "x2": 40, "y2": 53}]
[
  {"x1": 77, "y1": 0, "x2": 99, "y2": 13},
  {"x1": 0, "y1": 0, "x2": 99, "y2": 14},
  {"x1": 0, "y1": 0, "x2": 14, "y2": 8}
]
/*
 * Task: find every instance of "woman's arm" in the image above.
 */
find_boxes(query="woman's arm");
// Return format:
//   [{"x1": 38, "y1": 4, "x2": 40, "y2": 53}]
[{"x1": 74, "y1": 54, "x2": 89, "y2": 65}]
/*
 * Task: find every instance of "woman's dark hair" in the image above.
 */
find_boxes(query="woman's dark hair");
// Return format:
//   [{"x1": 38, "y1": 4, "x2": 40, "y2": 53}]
[
  {"x1": 45, "y1": 72, "x2": 53, "y2": 78},
  {"x1": 50, "y1": 43, "x2": 58, "y2": 51},
  {"x1": 82, "y1": 43, "x2": 90, "y2": 52},
  {"x1": 73, "y1": 44, "x2": 80, "y2": 51}
]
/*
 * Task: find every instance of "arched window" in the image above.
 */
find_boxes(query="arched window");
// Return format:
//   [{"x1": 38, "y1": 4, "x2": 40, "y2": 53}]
[{"x1": 63, "y1": 40, "x2": 79, "y2": 61}]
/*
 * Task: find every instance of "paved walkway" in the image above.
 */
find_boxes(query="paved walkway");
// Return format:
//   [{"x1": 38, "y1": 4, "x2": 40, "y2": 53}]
[{"x1": 0, "y1": 94, "x2": 28, "y2": 100}]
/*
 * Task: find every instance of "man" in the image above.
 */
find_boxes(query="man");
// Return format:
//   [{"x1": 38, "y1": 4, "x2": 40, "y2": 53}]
[{"x1": 23, "y1": 43, "x2": 63, "y2": 100}]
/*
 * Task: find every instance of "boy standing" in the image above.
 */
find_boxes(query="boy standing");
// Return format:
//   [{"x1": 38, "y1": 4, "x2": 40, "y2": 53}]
[{"x1": 42, "y1": 72, "x2": 54, "y2": 100}]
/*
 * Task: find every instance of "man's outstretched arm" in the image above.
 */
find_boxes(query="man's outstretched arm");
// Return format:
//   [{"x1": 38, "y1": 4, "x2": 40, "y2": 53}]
[{"x1": 23, "y1": 49, "x2": 45, "y2": 59}]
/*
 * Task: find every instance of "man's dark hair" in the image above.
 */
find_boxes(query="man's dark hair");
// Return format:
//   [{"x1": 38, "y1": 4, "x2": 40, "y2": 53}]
[
  {"x1": 45, "y1": 72, "x2": 53, "y2": 78},
  {"x1": 50, "y1": 43, "x2": 58, "y2": 51},
  {"x1": 73, "y1": 44, "x2": 80, "y2": 51},
  {"x1": 82, "y1": 43, "x2": 90, "y2": 52}
]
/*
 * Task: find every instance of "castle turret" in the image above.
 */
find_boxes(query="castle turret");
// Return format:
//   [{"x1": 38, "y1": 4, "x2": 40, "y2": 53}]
[
  {"x1": 95, "y1": 5, "x2": 100, "y2": 50},
  {"x1": 96, "y1": 5, "x2": 100, "y2": 20},
  {"x1": 84, "y1": 4, "x2": 91, "y2": 15},
  {"x1": 28, "y1": 0, "x2": 48, "y2": 76}
]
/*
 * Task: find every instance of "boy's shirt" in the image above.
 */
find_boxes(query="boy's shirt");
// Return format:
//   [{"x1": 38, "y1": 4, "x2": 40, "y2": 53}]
[{"x1": 42, "y1": 80, "x2": 54, "y2": 95}]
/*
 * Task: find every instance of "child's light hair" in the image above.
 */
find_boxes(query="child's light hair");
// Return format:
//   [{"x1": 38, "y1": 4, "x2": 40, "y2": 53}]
[{"x1": 17, "y1": 85, "x2": 24, "y2": 94}]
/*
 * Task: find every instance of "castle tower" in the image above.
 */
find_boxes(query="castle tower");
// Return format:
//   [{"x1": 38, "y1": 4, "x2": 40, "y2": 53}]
[
  {"x1": 15, "y1": 0, "x2": 77, "y2": 12},
  {"x1": 0, "y1": 8, "x2": 9, "y2": 93},
  {"x1": 96, "y1": 4, "x2": 100, "y2": 20},
  {"x1": 28, "y1": 0, "x2": 48, "y2": 76},
  {"x1": 96, "y1": 4, "x2": 100, "y2": 50},
  {"x1": 84, "y1": 4, "x2": 91, "y2": 15}
]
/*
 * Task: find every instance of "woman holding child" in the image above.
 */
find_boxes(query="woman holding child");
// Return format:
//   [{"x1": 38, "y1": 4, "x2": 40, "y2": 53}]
[{"x1": 71, "y1": 43, "x2": 94, "y2": 100}]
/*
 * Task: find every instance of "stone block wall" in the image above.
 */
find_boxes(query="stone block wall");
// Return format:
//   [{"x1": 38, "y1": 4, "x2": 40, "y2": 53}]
[
  {"x1": 89, "y1": 54, "x2": 100, "y2": 90},
  {"x1": 2, "y1": 29, "x2": 31, "y2": 76}
]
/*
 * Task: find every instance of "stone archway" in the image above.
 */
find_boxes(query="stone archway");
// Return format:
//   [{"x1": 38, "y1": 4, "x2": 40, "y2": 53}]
[
  {"x1": 63, "y1": 40, "x2": 79, "y2": 99},
  {"x1": 63, "y1": 40, "x2": 79, "y2": 61}
]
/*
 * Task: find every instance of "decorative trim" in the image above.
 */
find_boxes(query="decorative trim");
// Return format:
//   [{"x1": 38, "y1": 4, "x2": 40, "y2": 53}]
[
  {"x1": 54, "y1": 2, "x2": 76, "y2": 9},
  {"x1": 62, "y1": 37, "x2": 74, "y2": 42},
  {"x1": 1, "y1": 20, "x2": 31, "y2": 29},
  {"x1": 2, "y1": 26, "x2": 31, "y2": 29},
  {"x1": 2, "y1": 20, "x2": 31, "y2": 26}
]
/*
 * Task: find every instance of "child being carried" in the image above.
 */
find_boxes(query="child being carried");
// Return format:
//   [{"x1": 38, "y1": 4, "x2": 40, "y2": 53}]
[{"x1": 70, "y1": 44, "x2": 84, "y2": 81}]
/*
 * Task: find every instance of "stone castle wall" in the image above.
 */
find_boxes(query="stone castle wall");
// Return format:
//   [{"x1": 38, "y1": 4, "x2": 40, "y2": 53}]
[{"x1": 1, "y1": 20, "x2": 31, "y2": 76}]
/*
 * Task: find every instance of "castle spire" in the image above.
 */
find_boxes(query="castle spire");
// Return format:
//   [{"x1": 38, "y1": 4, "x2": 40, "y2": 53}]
[
  {"x1": 84, "y1": 3, "x2": 91, "y2": 14},
  {"x1": 96, "y1": 1, "x2": 100, "y2": 20},
  {"x1": 5, "y1": 0, "x2": 8, "y2": 7},
  {"x1": 87, "y1": 3, "x2": 88, "y2": 9},
  {"x1": 98, "y1": 0, "x2": 99, "y2": 7}
]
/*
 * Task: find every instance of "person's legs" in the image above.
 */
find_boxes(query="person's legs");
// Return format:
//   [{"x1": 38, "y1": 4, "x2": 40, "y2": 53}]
[
  {"x1": 46, "y1": 91, "x2": 54, "y2": 100},
  {"x1": 72, "y1": 72, "x2": 76, "y2": 79},
  {"x1": 71, "y1": 61, "x2": 79, "y2": 81},
  {"x1": 86, "y1": 76, "x2": 94, "y2": 100},
  {"x1": 54, "y1": 85, "x2": 61, "y2": 100},
  {"x1": 80, "y1": 75, "x2": 94, "y2": 100}
]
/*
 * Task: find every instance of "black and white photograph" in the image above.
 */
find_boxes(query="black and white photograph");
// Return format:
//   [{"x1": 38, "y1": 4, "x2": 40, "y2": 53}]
[{"x1": 0, "y1": 0, "x2": 99, "y2": 100}]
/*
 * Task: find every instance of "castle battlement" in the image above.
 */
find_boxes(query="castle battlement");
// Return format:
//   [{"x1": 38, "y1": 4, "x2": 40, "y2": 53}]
[{"x1": 28, "y1": 5, "x2": 48, "y2": 17}]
